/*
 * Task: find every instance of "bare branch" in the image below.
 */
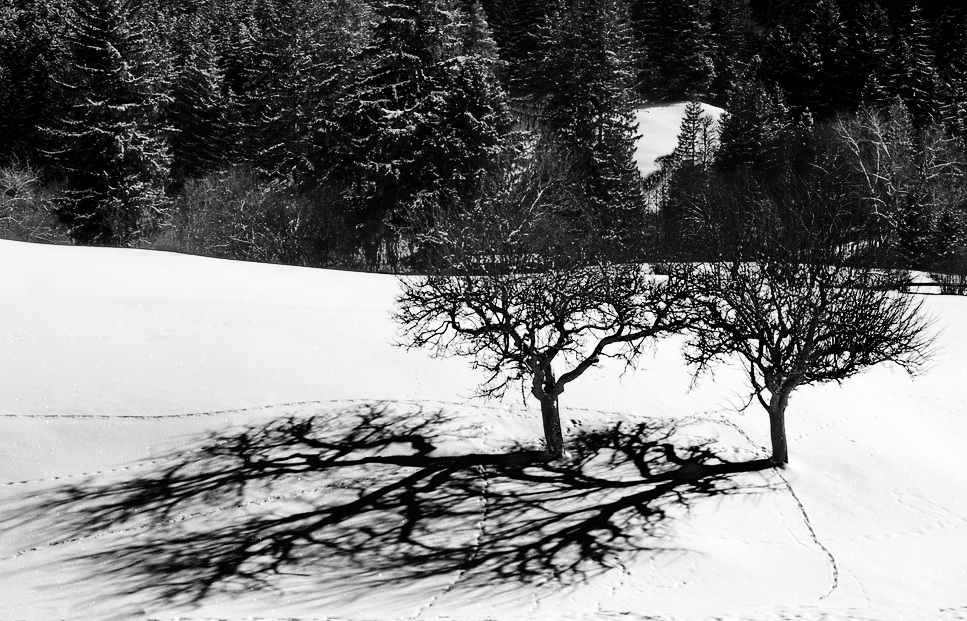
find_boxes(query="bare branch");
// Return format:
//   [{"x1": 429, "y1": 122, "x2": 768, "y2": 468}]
[{"x1": 395, "y1": 146, "x2": 687, "y2": 454}]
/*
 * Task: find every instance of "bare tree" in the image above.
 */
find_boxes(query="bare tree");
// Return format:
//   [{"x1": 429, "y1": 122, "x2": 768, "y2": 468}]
[
  {"x1": 829, "y1": 102, "x2": 967, "y2": 267},
  {"x1": 395, "y1": 148, "x2": 690, "y2": 457},
  {"x1": 0, "y1": 164, "x2": 66, "y2": 243},
  {"x1": 674, "y1": 194, "x2": 935, "y2": 466}
]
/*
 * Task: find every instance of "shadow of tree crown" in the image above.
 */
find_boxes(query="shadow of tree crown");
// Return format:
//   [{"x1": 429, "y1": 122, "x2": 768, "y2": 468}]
[{"x1": 5, "y1": 402, "x2": 774, "y2": 610}]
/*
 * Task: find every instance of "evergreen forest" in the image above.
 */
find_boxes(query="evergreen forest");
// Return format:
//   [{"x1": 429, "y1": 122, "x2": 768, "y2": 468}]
[{"x1": 2, "y1": 0, "x2": 967, "y2": 280}]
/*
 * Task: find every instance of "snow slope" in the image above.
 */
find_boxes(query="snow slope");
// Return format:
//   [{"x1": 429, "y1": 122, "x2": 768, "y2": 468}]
[{"x1": 1, "y1": 239, "x2": 966, "y2": 621}]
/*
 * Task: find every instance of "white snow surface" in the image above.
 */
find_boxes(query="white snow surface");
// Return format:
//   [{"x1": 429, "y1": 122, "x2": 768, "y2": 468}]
[
  {"x1": 1, "y1": 239, "x2": 965, "y2": 621},
  {"x1": 0, "y1": 242, "x2": 967, "y2": 620}
]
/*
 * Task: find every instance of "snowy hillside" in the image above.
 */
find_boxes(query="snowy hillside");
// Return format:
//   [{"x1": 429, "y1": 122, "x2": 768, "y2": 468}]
[
  {"x1": 633, "y1": 102, "x2": 724, "y2": 177},
  {"x1": 0, "y1": 103, "x2": 964, "y2": 621},
  {"x1": 1, "y1": 238, "x2": 966, "y2": 621}
]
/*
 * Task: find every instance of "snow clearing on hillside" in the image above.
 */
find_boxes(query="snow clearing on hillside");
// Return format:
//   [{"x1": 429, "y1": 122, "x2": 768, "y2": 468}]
[
  {"x1": 634, "y1": 102, "x2": 724, "y2": 177},
  {"x1": 1, "y1": 103, "x2": 965, "y2": 620}
]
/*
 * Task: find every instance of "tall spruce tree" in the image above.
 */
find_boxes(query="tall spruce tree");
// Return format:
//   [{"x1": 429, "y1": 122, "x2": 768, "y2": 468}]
[
  {"x1": 212, "y1": 2, "x2": 261, "y2": 110},
  {"x1": 481, "y1": 0, "x2": 546, "y2": 93},
  {"x1": 933, "y1": 5, "x2": 967, "y2": 140},
  {"x1": 44, "y1": 0, "x2": 172, "y2": 245},
  {"x1": 707, "y1": 0, "x2": 754, "y2": 105},
  {"x1": 634, "y1": 0, "x2": 714, "y2": 101},
  {"x1": 760, "y1": 0, "x2": 849, "y2": 119},
  {"x1": 443, "y1": 0, "x2": 510, "y2": 198},
  {"x1": 0, "y1": 0, "x2": 67, "y2": 166},
  {"x1": 244, "y1": 0, "x2": 337, "y2": 182},
  {"x1": 887, "y1": 2, "x2": 943, "y2": 126},
  {"x1": 660, "y1": 100, "x2": 717, "y2": 254},
  {"x1": 715, "y1": 75, "x2": 799, "y2": 173},
  {"x1": 341, "y1": 0, "x2": 509, "y2": 267},
  {"x1": 169, "y1": 16, "x2": 235, "y2": 183},
  {"x1": 842, "y1": 0, "x2": 893, "y2": 109},
  {"x1": 537, "y1": 0, "x2": 645, "y2": 254}
]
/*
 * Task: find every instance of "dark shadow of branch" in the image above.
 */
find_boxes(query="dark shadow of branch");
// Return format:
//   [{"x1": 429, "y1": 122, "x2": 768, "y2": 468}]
[{"x1": 2, "y1": 402, "x2": 774, "y2": 613}]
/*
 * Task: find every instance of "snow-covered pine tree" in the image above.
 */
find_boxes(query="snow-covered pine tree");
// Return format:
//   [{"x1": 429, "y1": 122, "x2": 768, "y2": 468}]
[
  {"x1": 462, "y1": 0, "x2": 500, "y2": 65},
  {"x1": 761, "y1": 0, "x2": 849, "y2": 119},
  {"x1": 674, "y1": 100, "x2": 716, "y2": 166},
  {"x1": 0, "y1": 0, "x2": 67, "y2": 166},
  {"x1": 244, "y1": 0, "x2": 317, "y2": 181},
  {"x1": 933, "y1": 5, "x2": 967, "y2": 141},
  {"x1": 707, "y1": 0, "x2": 754, "y2": 105},
  {"x1": 344, "y1": 0, "x2": 452, "y2": 265},
  {"x1": 887, "y1": 2, "x2": 943, "y2": 127},
  {"x1": 169, "y1": 16, "x2": 235, "y2": 184},
  {"x1": 715, "y1": 75, "x2": 798, "y2": 173},
  {"x1": 210, "y1": 2, "x2": 261, "y2": 110},
  {"x1": 940, "y1": 58, "x2": 967, "y2": 144},
  {"x1": 441, "y1": 0, "x2": 511, "y2": 199},
  {"x1": 312, "y1": 0, "x2": 374, "y2": 182},
  {"x1": 800, "y1": 0, "x2": 849, "y2": 116},
  {"x1": 44, "y1": 0, "x2": 172, "y2": 246},
  {"x1": 481, "y1": 0, "x2": 546, "y2": 94},
  {"x1": 841, "y1": 0, "x2": 893, "y2": 109},
  {"x1": 634, "y1": 0, "x2": 714, "y2": 101},
  {"x1": 341, "y1": 0, "x2": 509, "y2": 267},
  {"x1": 659, "y1": 99, "x2": 716, "y2": 255},
  {"x1": 537, "y1": 0, "x2": 646, "y2": 255}
]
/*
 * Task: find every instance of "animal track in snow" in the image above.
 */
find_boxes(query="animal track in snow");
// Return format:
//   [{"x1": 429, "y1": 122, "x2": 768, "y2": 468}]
[{"x1": 411, "y1": 464, "x2": 491, "y2": 620}]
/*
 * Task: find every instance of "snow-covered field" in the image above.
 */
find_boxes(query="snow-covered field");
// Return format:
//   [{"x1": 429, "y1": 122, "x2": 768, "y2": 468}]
[
  {"x1": 1, "y1": 105, "x2": 966, "y2": 620},
  {"x1": 2, "y1": 239, "x2": 966, "y2": 621}
]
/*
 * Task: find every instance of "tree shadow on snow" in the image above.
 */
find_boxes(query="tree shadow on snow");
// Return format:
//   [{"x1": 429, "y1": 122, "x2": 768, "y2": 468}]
[{"x1": 2, "y1": 402, "x2": 775, "y2": 613}]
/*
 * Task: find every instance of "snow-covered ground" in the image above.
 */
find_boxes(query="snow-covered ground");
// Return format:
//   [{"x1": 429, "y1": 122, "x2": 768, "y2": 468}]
[
  {"x1": 1, "y1": 239, "x2": 965, "y2": 621},
  {"x1": 1, "y1": 104, "x2": 965, "y2": 620}
]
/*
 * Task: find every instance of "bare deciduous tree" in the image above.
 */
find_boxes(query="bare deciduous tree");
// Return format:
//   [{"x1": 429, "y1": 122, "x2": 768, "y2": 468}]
[
  {"x1": 395, "y1": 149, "x2": 689, "y2": 457},
  {"x1": 829, "y1": 102, "x2": 967, "y2": 266},
  {"x1": 674, "y1": 218, "x2": 935, "y2": 466},
  {"x1": 0, "y1": 164, "x2": 66, "y2": 243}
]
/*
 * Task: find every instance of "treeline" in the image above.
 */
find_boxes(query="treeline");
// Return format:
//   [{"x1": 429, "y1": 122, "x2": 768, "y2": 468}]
[
  {"x1": 654, "y1": 96, "x2": 967, "y2": 288},
  {"x1": 0, "y1": 0, "x2": 640, "y2": 267},
  {"x1": 643, "y1": 1, "x2": 967, "y2": 283},
  {"x1": 1, "y1": 0, "x2": 966, "y2": 273}
]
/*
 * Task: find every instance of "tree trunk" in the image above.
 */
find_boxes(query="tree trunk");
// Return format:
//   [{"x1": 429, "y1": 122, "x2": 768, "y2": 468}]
[
  {"x1": 768, "y1": 389, "x2": 791, "y2": 467},
  {"x1": 540, "y1": 394, "x2": 564, "y2": 458}
]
